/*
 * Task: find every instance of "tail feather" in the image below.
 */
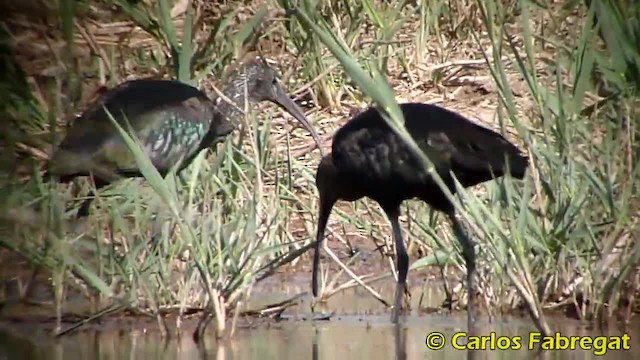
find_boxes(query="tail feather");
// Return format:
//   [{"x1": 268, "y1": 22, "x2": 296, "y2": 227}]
[
  {"x1": 451, "y1": 149, "x2": 529, "y2": 187},
  {"x1": 508, "y1": 153, "x2": 529, "y2": 179}
]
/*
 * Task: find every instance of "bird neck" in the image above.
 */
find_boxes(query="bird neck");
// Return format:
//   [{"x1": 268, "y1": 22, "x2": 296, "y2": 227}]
[
  {"x1": 214, "y1": 76, "x2": 256, "y2": 125},
  {"x1": 318, "y1": 156, "x2": 366, "y2": 203}
]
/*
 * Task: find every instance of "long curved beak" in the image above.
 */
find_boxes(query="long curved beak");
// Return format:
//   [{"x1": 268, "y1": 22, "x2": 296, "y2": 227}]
[{"x1": 272, "y1": 84, "x2": 324, "y2": 156}]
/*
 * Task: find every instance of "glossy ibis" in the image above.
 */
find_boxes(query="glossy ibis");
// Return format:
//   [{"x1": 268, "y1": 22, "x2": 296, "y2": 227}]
[
  {"x1": 312, "y1": 102, "x2": 528, "y2": 324},
  {"x1": 45, "y1": 56, "x2": 323, "y2": 217}
]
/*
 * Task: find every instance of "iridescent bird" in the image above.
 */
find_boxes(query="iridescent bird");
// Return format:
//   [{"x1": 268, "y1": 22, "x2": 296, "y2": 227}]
[
  {"x1": 45, "y1": 56, "x2": 323, "y2": 217},
  {"x1": 312, "y1": 102, "x2": 529, "y2": 324}
]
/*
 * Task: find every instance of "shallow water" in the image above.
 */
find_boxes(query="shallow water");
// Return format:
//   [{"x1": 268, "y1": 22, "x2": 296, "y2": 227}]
[
  {"x1": 0, "y1": 313, "x2": 636, "y2": 359},
  {"x1": 0, "y1": 283, "x2": 637, "y2": 360}
]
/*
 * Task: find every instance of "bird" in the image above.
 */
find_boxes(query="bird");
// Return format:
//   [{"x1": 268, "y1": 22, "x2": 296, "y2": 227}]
[
  {"x1": 311, "y1": 102, "x2": 529, "y2": 324},
  {"x1": 44, "y1": 55, "x2": 323, "y2": 218}
]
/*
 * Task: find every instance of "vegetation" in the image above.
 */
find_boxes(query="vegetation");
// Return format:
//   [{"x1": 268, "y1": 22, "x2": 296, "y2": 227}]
[{"x1": 1, "y1": 0, "x2": 638, "y2": 338}]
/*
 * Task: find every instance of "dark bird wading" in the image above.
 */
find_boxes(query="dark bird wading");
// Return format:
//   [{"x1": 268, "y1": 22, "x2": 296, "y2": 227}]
[
  {"x1": 45, "y1": 56, "x2": 323, "y2": 217},
  {"x1": 312, "y1": 102, "x2": 528, "y2": 324}
]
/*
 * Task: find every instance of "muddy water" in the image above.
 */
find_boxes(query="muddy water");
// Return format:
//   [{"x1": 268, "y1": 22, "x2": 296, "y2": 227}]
[
  {"x1": 0, "y1": 281, "x2": 637, "y2": 360},
  {"x1": 0, "y1": 312, "x2": 636, "y2": 359}
]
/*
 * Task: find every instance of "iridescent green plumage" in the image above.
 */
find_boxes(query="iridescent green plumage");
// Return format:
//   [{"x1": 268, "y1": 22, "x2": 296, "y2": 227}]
[
  {"x1": 48, "y1": 80, "x2": 230, "y2": 182},
  {"x1": 46, "y1": 56, "x2": 323, "y2": 217}
]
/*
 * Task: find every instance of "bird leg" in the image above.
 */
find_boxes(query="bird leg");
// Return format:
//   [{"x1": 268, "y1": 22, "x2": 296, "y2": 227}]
[
  {"x1": 75, "y1": 191, "x2": 95, "y2": 219},
  {"x1": 312, "y1": 194, "x2": 335, "y2": 298},
  {"x1": 389, "y1": 207, "x2": 409, "y2": 324},
  {"x1": 175, "y1": 172, "x2": 189, "y2": 187},
  {"x1": 76, "y1": 177, "x2": 109, "y2": 219},
  {"x1": 149, "y1": 208, "x2": 169, "y2": 254},
  {"x1": 447, "y1": 211, "x2": 477, "y2": 329}
]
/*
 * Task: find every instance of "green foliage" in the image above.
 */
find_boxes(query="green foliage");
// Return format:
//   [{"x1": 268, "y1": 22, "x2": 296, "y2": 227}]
[{"x1": 280, "y1": 0, "x2": 638, "y2": 331}]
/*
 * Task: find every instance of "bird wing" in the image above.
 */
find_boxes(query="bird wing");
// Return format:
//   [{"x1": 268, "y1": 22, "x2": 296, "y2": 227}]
[
  {"x1": 49, "y1": 80, "x2": 219, "y2": 177},
  {"x1": 401, "y1": 103, "x2": 529, "y2": 185},
  {"x1": 331, "y1": 103, "x2": 528, "y2": 192},
  {"x1": 58, "y1": 81, "x2": 207, "y2": 144},
  {"x1": 94, "y1": 96, "x2": 218, "y2": 174},
  {"x1": 450, "y1": 127, "x2": 527, "y2": 180},
  {"x1": 332, "y1": 108, "x2": 438, "y2": 188}
]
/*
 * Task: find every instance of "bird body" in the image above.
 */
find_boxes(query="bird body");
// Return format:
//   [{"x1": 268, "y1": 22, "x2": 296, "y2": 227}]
[
  {"x1": 324, "y1": 102, "x2": 528, "y2": 212},
  {"x1": 313, "y1": 102, "x2": 529, "y2": 324},
  {"x1": 46, "y1": 56, "x2": 323, "y2": 217},
  {"x1": 47, "y1": 79, "x2": 233, "y2": 183}
]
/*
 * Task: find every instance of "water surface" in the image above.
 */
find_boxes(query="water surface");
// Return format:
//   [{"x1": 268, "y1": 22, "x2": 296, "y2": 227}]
[{"x1": 1, "y1": 283, "x2": 636, "y2": 360}]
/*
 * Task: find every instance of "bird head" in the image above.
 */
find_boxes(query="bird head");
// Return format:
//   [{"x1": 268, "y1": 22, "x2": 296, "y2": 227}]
[{"x1": 227, "y1": 55, "x2": 324, "y2": 155}]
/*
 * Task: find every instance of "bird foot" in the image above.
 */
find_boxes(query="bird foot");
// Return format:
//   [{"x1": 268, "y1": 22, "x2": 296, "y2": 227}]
[
  {"x1": 310, "y1": 294, "x2": 333, "y2": 321},
  {"x1": 391, "y1": 305, "x2": 404, "y2": 324},
  {"x1": 310, "y1": 292, "x2": 326, "y2": 310},
  {"x1": 309, "y1": 311, "x2": 334, "y2": 321},
  {"x1": 389, "y1": 288, "x2": 412, "y2": 324},
  {"x1": 391, "y1": 289, "x2": 409, "y2": 324}
]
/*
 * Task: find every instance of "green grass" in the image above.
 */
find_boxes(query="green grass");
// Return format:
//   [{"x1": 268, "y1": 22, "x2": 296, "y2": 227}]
[
  {"x1": 280, "y1": 0, "x2": 639, "y2": 332},
  {"x1": 1, "y1": 0, "x2": 638, "y2": 338}
]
